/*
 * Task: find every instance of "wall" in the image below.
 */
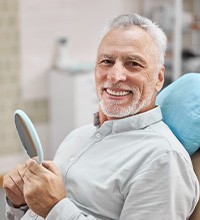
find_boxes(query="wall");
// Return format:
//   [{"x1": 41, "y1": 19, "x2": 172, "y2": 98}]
[
  {"x1": 16, "y1": 0, "x2": 142, "y2": 114},
  {"x1": 18, "y1": 0, "x2": 135, "y2": 100},
  {"x1": 0, "y1": 0, "x2": 143, "y2": 171},
  {"x1": 0, "y1": 0, "x2": 20, "y2": 156}
]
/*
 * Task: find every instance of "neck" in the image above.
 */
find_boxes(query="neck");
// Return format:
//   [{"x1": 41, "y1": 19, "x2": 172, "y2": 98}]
[
  {"x1": 98, "y1": 104, "x2": 157, "y2": 125},
  {"x1": 98, "y1": 108, "x2": 130, "y2": 125}
]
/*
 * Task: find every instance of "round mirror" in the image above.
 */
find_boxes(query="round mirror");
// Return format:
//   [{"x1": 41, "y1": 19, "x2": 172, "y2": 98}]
[{"x1": 14, "y1": 109, "x2": 43, "y2": 164}]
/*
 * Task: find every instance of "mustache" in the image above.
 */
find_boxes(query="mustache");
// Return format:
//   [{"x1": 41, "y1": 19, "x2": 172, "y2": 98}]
[{"x1": 99, "y1": 82, "x2": 133, "y2": 92}]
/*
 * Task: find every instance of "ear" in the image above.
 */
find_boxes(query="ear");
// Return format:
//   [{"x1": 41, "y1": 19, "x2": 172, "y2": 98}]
[{"x1": 155, "y1": 66, "x2": 165, "y2": 93}]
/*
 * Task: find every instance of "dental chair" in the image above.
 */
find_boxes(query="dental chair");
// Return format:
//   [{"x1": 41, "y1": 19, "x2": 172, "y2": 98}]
[
  {"x1": 156, "y1": 73, "x2": 200, "y2": 220},
  {"x1": 191, "y1": 151, "x2": 200, "y2": 219}
]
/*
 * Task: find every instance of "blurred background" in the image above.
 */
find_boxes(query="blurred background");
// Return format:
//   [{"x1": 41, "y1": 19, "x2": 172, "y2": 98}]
[{"x1": 0, "y1": 0, "x2": 200, "y2": 217}]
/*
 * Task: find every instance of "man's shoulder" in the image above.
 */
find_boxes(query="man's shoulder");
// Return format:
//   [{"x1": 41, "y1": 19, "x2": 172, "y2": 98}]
[{"x1": 149, "y1": 120, "x2": 191, "y2": 163}]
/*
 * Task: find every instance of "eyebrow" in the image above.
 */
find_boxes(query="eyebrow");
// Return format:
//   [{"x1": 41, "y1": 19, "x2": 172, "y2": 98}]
[
  {"x1": 97, "y1": 53, "x2": 147, "y2": 66},
  {"x1": 125, "y1": 55, "x2": 147, "y2": 65},
  {"x1": 97, "y1": 54, "x2": 114, "y2": 60}
]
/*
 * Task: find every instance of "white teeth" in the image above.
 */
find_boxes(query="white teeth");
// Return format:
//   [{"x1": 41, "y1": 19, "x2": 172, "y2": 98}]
[{"x1": 106, "y1": 89, "x2": 130, "y2": 96}]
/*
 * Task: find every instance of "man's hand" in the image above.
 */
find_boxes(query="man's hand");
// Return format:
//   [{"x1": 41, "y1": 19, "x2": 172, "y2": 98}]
[
  {"x1": 3, "y1": 164, "x2": 26, "y2": 208},
  {"x1": 23, "y1": 159, "x2": 66, "y2": 218}
]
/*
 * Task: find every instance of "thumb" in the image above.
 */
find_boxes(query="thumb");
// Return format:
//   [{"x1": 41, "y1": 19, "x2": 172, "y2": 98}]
[{"x1": 42, "y1": 161, "x2": 61, "y2": 176}]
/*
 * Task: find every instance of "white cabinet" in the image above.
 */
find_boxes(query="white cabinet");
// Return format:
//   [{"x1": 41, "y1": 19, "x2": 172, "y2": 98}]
[{"x1": 48, "y1": 69, "x2": 98, "y2": 158}]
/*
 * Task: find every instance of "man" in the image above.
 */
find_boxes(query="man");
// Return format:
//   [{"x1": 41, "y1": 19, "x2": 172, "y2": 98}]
[{"x1": 3, "y1": 13, "x2": 199, "y2": 220}]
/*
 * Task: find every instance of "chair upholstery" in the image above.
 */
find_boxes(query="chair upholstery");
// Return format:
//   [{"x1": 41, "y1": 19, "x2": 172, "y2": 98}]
[
  {"x1": 156, "y1": 73, "x2": 200, "y2": 155},
  {"x1": 156, "y1": 73, "x2": 200, "y2": 219},
  {"x1": 190, "y1": 151, "x2": 200, "y2": 220}
]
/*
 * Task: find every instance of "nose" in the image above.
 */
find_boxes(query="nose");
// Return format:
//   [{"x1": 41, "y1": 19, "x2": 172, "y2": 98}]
[{"x1": 107, "y1": 63, "x2": 127, "y2": 84}]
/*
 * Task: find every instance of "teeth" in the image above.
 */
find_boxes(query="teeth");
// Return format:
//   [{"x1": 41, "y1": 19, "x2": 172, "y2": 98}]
[{"x1": 106, "y1": 89, "x2": 130, "y2": 96}]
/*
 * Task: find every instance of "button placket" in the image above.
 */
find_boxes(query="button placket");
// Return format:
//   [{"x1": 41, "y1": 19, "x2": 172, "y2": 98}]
[
  {"x1": 29, "y1": 211, "x2": 37, "y2": 218},
  {"x1": 96, "y1": 132, "x2": 101, "y2": 139},
  {"x1": 69, "y1": 156, "x2": 75, "y2": 162}
]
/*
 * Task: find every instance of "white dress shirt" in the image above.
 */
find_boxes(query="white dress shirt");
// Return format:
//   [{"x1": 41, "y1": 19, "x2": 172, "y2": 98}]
[{"x1": 6, "y1": 107, "x2": 199, "y2": 220}]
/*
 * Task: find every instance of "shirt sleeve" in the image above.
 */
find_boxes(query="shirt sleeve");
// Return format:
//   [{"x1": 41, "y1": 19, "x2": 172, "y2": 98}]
[
  {"x1": 119, "y1": 151, "x2": 199, "y2": 220},
  {"x1": 46, "y1": 198, "x2": 101, "y2": 220},
  {"x1": 5, "y1": 197, "x2": 29, "y2": 220}
]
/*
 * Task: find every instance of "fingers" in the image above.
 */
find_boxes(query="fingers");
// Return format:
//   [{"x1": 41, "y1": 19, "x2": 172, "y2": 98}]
[
  {"x1": 22, "y1": 159, "x2": 62, "y2": 187},
  {"x1": 16, "y1": 164, "x2": 26, "y2": 192},
  {"x1": 23, "y1": 169, "x2": 32, "y2": 184},
  {"x1": 42, "y1": 161, "x2": 61, "y2": 176},
  {"x1": 3, "y1": 164, "x2": 25, "y2": 193},
  {"x1": 26, "y1": 159, "x2": 60, "y2": 177},
  {"x1": 3, "y1": 174, "x2": 23, "y2": 196},
  {"x1": 23, "y1": 162, "x2": 38, "y2": 184},
  {"x1": 25, "y1": 159, "x2": 43, "y2": 175},
  {"x1": 5, "y1": 187, "x2": 23, "y2": 202},
  {"x1": 3, "y1": 164, "x2": 27, "y2": 207},
  {"x1": 4, "y1": 187, "x2": 26, "y2": 208}
]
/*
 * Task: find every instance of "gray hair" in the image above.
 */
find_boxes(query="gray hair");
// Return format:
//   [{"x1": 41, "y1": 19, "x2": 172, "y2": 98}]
[{"x1": 101, "y1": 13, "x2": 167, "y2": 69}]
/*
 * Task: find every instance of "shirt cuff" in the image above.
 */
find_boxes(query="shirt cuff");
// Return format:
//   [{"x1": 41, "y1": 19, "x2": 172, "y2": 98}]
[
  {"x1": 46, "y1": 198, "x2": 83, "y2": 219},
  {"x1": 6, "y1": 197, "x2": 29, "y2": 219}
]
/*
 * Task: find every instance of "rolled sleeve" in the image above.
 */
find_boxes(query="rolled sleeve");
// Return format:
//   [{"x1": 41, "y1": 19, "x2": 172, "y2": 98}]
[{"x1": 46, "y1": 198, "x2": 99, "y2": 220}]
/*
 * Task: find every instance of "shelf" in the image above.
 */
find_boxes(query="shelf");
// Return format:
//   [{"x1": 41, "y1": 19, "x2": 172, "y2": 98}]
[{"x1": 143, "y1": 0, "x2": 200, "y2": 86}]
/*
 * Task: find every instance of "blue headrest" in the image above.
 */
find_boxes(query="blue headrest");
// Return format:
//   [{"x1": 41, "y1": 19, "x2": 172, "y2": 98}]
[{"x1": 156, "y1": 73, "x2": 200, "y2": 155}]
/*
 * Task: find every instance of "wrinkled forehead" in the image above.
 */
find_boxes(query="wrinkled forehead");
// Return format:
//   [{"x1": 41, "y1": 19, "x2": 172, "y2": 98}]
[{"x1": 97, "y1": 26, "x2": 158, "y2": 61}]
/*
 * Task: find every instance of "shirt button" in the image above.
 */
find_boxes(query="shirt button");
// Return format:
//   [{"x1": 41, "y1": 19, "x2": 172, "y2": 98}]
[
  {"x1": 96, "y1": 133, "x2": 101, "y2": 138},
  {"x1": 30, "y1": 211, "x2": 37, "y2": 217},
  {"x1": 69, "y1": 157, "x2": 75, "y2": 162}
]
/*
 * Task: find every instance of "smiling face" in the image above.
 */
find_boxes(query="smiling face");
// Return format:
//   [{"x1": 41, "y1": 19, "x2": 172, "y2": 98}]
[{"x1": 95, "y1": 26, "x2": 164, "y2": 122}]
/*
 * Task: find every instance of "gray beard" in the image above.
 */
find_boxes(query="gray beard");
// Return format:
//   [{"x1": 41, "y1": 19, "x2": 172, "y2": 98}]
[
  {"x1": 99, "y1": 100, "x2": 136, "y2": 118},
  {"x1": 98, "y1": 82, "x2": 155, "y2": 118},
  {"x1": 99, "y1": 91, "x2": 154, "y2": 118}
]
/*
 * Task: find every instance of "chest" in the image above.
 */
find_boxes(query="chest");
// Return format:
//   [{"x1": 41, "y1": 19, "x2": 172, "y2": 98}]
[{"x1": 53, "y1": 131, "x2": 160, "y2": 218}]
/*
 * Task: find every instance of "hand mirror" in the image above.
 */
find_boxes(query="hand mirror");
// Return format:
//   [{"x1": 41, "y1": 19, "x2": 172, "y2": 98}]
[{"x1": 14, "y1": 109, "x2": 43, "y2": 164}]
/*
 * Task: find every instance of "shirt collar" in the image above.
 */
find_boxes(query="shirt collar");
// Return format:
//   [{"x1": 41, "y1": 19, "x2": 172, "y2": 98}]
[{"x1": 93, "y1": 106, "x2": 163, "y2": 134}]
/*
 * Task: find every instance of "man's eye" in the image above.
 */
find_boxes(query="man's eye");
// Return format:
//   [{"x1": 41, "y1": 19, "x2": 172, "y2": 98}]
[
  {"x1": 125, "y1": 61, "x2": 143, "y2": 68},
  {"x1": 101, "y1": 59, "x2": 112, "y2": 64},
  {"x1": 129, "y1": 61, "x2": 140, "y2": 66}
]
